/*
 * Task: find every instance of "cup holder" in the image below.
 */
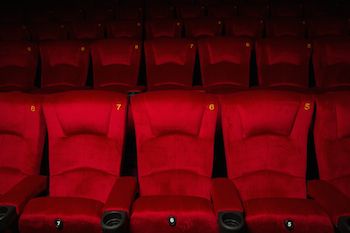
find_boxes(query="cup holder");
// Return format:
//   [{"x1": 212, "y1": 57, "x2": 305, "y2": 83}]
[
  {"x1": 102, "y1": 211, "x2": 127, "y2": 233},
  {"x1": 0, "y1": 206, "x2": 17, "y2": 232},
  {"x1": 338, "y1": 216, "x2": 350, "y2": 233},
  {"x1": 219, "y1": 212, "x2": 245, "y2": 233}
]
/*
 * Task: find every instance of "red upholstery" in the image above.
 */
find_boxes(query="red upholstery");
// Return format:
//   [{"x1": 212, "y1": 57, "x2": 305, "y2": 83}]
[
  {"x1": 30, "y1": 23, "x2": 68, "y2": 41},
  {"x1": 19, "y1": 90, "x2": 136, "y2": 233},
  {"x1": 266, "y1": 17, "x2": 306, "y2": 38},
  {"x1": 307, "y1": 17, "x2": 348, "y2": 38},
  {"x1": 220, "y1": 90, "x2": 333, "y2": 233},
  {"x1": 207, "y1": 4, "x2": 237, "y2": 19},
  {"x1": 313, "y1": 38, "x2": 350, "y2": 88},
  {"x1": 185, "y1": 17, "x2": 223, "y2": 39},
  {"x1": 256, "y1": 38, "x2": 311, "y2": 88},
  {"x1": 69, "y1": 22, "x2": 105, "y2": 41},
  {"x1": 145, "y1": 19, "x2": 183, "y2": 39},
  {"x1": 106, "y1": 20, "x2": 143, "y2": 39},
  {"x1": 144, "y1": 38, "x2": 196, "y2": 90},
  {"x1": 0, "y1": 41, "x2": 37, "y2": 91},
  {"x1": 91, "y1": 39, "x2": 142, "y2": 93},
  {"x1": 198, "y1": 37, "x2": 252, "y2": 93},
  {"x1": 39, "y1": 40, "x2": 89, "y2": 90},
  {"x1": 176, "y1": 5, "x2": 205, "y2": 19},
  {"x1": 225, "y1": 17, "x2": 264, "y2": 39},
  {"x1": 130, "y1": 90, "x2": 218, "y2": 233},
  {"x1": 270, "y1": 2, "x2": 303, "y2": 17},
  {"x1": 0, "y1": 24, "x2": 30, "y2": 41},
  {"x1": 0, "y1": 92, "x2": 46, "y2": 213},
  {"x1": 146, "y1": 5, "x2": 175, "y2": 19}
]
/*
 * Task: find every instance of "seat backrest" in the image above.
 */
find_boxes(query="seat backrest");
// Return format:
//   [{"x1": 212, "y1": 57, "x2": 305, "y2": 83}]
[
  {"x1": 144, "y1": 38, "x2": 196, "y2": 90},
  {"x1": 132, "y1": 90, "x2": 218, "y2": 199},
  {"x1": 0, "y1": 41, "x2": 38, "y2": 90},
  {"x1": 266, "y1": 17, "x2": 306, "y2": 38},
  {"x1": 207, "y1": 4, "x2": 237, "y2": 19},
  {"x1": 221, "y1": 90, "x2": 314, "y2": 201},
  {"x1": 30, "y1": 23, "x2": 68, "y2": 41},
  {"x1": 44, "y1": 90, "x2": 127, "y2": 203},
  {"x1": 313, "y1": 38, "x2": 350, "y2": 88},
  {"x1": 225, "y1": 17, "x2": 264, "y2": 38},
  {"x1": 238, "y1": 3, "x2": 269, "y2": 18},
  {"x1": 0, "y1": 24, "x2": 30, "y2": 41},
  {"x1": 146, "y1": 5, "x2": 175, "y2": 19},
  {"x1": 91, "y1": 39, "x2": 141, "y2": 89},
  {"x1": 307, "y1": 17, "x2": 348, "y2": 38},
  {"x1": 145, "y1": 19, "x2": 183, "y2": 39},
  {"x1": 69, "y1": 22, "x2": 105, "y2": 41},
  {"x1": 40, "y1": 40, "x2": 89, "y2": 88},
  {"x1": 256, "y1": 38, "x2": 311, "y2": 88},
  {"x1": 176, "y1": 5, "x2": 205, "y2": 19},
  {"x1": 198, "y1": 37, "x2": 252, "y2": 88},
  {"x1": 0, "y1": 92, "x2": 45, "y2": 195},
  {"x1": 315, "y1": 91, "x2": 350, "y2": 197},
  {"x1": 185, "y1": 17, "x2": 223, "y2": 39},
  {"x1": 117, "y1": 6, "x2": 143, "y2": 20},
  {"x1": 106, "y1": 20, "x2": 143, "y2": 39}
]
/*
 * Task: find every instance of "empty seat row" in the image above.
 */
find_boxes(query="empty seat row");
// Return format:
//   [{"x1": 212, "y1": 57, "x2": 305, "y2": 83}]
[
  {"x1": 1, "y1": 37, "x2": 350, "y2": 93},
  {"x1": 0, "y1": 89, "x2": 349, "y2": 233},
  {"x1": 1, "y1": 16, "x2": 350, "y2": 41}
]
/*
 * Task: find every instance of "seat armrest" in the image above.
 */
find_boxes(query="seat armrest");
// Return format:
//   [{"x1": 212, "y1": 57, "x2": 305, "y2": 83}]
[
  {"x1": 211, "y1": 178, "x2": 245, "y2": 233},
  {"x1": 308, "y1": 180, "x2": 350, "y2": 229}
]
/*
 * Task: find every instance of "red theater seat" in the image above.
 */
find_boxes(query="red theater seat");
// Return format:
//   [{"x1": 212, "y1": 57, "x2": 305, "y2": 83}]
[
  {"x1": 0, "y1": 41, "x2": 38, "y2": 91},
  {"x1": 145, "y1": 19, "x2": 183, "y2": 39},
  {"x1": 207, "y1": 4, "x2": 237, "y2": 19},
  {"x1": 176, "y1": 5, "x2": 205, "y2": 19},
  {"x1": 130, "y1": 90, "x2": 222, "y2": 233},
  {"x1": 220, "y1": 90, "x2": 334, "y2": 233},
  {"x1": 307, "y1": 17, "x2": 348, "y2": 38},
  {"x1": 308, "y1": 91, "x2": 350, "y2": 232},
  {"x1": 146, "y1": 5, "x2": 175, "y2": 19},
  {"x1": 256, "y1": 38, "x2": 312, "y2": 88},
  {"x1": 198, "y1": 37, "x2": 252, "y2": 93},
  {"x1": 313, "y1": 38, "x2": 350, "y2": 88},
  {"x1": 30, "y1": 23, "x2": 68, "y2": 41},
  {"x1": 39, "y1": 41, "x2": 89, "y2": 92},
  {"x1": 106, "y1": 20, "x2": 142, "y2": 39},
  {"x1": 144, "y1": 38, "x2": 196, "y2": 90},
  {"x1": 0, "y1": 24, "x2": 30, "y2": 41},
  {"x1": 0, "y1": 92, "x2": 46, "y2": 232},
  {"x1": 91, "y1": 39, "x2": 143, "y2": 93},
  {"x1": 117, "y1": 7, "x2": 143, "y2": 20},
  {"x1": 225, "y1": 17, "x2": 264, "y2": 39},
  {"x1": 184, "y1": 17, "x2": 223, "y2": 39},
  {"x1": 19, "y1": 91, "x2": 136, "y2": 233},
  {"x1": 266, "y1": 17, "x2": 306, "y2": 38},
  {"x1": 69, "y1": 22, "x2": 105, "y2": 41}
]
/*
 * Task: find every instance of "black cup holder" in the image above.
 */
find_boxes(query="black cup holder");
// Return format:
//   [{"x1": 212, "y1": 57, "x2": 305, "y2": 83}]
[
  {"x1": 102, "y1": 211, "x2": 127, "y2": 233},
  {"x1": 0, "y1": 206, "x2": 17, "y2": 232},
  {"x1": 338, "y1": 216, "x2": 350, "y2": 233},
  {"x1": 219, "y1": 212, "x2": 245, "y2": 233}
]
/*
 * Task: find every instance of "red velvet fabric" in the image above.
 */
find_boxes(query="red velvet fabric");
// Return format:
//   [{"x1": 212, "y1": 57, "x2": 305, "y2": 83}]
[
  {"x1": 145, "y1": 19, "x2": 183, "y2": 39},
  {"x1": 198, "y1": 37, "x2": 252, "y2": 92},
  {"x1": 69, "y1": 22, "x2": 105, "y2": 41},
  {"x1": 307, "y1": 17, "x2": 348, "y2": 38},
  {"x1": 244, "y1": 198, "x2": 333, "y2": 233},
  {"x1": 176, "y1": 5, "x2": 205, "y2": 19},
  {"x1": 39, "y1": 40, "x2": 89, "y2": 89},
  {"x1": 256, "y1": 38, "x2": 311, "y2": 88},
  {"x1": 225, "y1": 17, "x2": 264, "y2": 39},
  {"x1": 20, "y1": 197, "x2": 104, "y2": 233},
  {"x1": 0, "y1": 41, "x2": 38, "y2": 91},
  {"x1": 91, "y1": 39, "x2": 141, "y2": 93},
  {"x1": 220, "y1": 90, "x2": 314, "y2": 201},
  {"x1": 308, "y1": 180, "x2": 350, "y2": 224},
  {"x1": 185, "y1": 17, "x2": 223, "y2": 39},
  {"x1": 313, "y1": 38, "x2": 350, "y2": 88},
  {"x1": 314, "y1": 91, "x2": 350, "y2": 188},
  {"x1": 266, "y1": 17, "x2": 306, "y2": 38},
  {"x1": 131, "y1": 196, "x2": 217, "y2": 233},
  {"x1": 131, "y1": 91, "x2": 218, "y2": 233},
  {"x1": 106, "y1": 20, "x2": 143, "y2": 39},
  {"x1": 0, "y1": 24, "x2": 30, "y2": 41},
  {"x1": 144, "y1": 38, "x2": 196, "y2": 90},
  {"x1": 19, "y1": 91, "x2": 133, "y2": 233},
  {"x1": 30, "y1": 23, "x2": 68, "y2": 41}
]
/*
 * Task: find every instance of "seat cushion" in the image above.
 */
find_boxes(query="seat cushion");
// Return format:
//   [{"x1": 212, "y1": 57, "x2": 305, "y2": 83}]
[
  {"x1": 130, "y1": 196, "x2": 217, "y2": 233},
  {"x1": 19, "y1": 197, "x2": 103, "y2": 233},
  {"x1": 244, "y1": 198, "x2": 333, "y2": 233}
]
